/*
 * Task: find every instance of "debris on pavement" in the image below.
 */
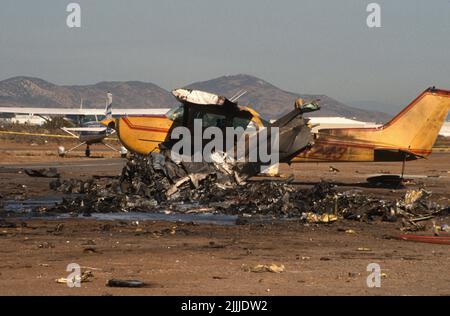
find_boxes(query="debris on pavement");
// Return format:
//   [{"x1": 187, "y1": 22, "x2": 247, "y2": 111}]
[
  {"x1": 432, "y1": 221, "x2": 440, "y2": 236},
  {"x1": 56, "y1": 270, "x2": 94, "y2": 285},
  {"x1": 243, "y1": 264, "x2": 285, "y2": 273},
  {"x1": 106, "y1": 279, "x2": 148, "y2": 288},
  {"x1": 43, "y1": 150, "x2": 449, "y2": 231},
  {"x1": 83, "y1": 247, "x2": 101, "y2": 254},
  {"x1": 37, "y1": 241, "x2": 54, "y2": 249},
  {"x1": 404, "y1": 189, "x2": 426, "y2": 209},
  {"x1": 25, "y1": 168, "x2": 60, "y2": 178},
  {"x1": 302, "y1": 212, "x2": 338, "y2": 224},
  {"x1": 329, "y1": 166, "x2": 340, "y2": 173},
  {"x1": 441, "y1": 224, "x2": 450, "y2": 232}
]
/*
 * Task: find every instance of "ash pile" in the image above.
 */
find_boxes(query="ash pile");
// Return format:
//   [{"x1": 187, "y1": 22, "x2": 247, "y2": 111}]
[{"x1": 49, "y1": 152, "x2": 449, "y2": 228}]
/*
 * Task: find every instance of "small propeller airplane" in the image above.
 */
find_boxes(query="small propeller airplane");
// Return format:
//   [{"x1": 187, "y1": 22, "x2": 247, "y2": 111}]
[
  {"x1": 0, "y1": 93, "x2": 169, "y2": 157},
  {"x1": 101, "y1": 87, "x2": 450, "y2": 170}
]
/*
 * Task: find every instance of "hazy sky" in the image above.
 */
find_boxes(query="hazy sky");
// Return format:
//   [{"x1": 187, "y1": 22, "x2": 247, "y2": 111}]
[{"x1": 1, "y1": 0, "x2": 449, "y2": 113}]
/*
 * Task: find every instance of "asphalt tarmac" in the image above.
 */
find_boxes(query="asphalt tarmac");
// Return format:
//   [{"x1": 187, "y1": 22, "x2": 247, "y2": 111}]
[{"x1": 0, "y1": 140, "x2": 449, "y2": 295}]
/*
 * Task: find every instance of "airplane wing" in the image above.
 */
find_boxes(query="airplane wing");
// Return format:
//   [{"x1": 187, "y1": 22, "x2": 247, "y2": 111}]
[
  {"x1": 0, "y1": 107, "x2": 170, "y2": 116},
  {"x1": 0, "y1": 107, "x2": 103, "y2": 116},
  {"x1": 111, "y1": 108, "x2": 170, "y2": 116},
  {"x1": 63, "y1": 127, "x2": 107, "y2": 132},
  {"x1": 172, "y1": 89, "x2": 238, "y2": 108}
]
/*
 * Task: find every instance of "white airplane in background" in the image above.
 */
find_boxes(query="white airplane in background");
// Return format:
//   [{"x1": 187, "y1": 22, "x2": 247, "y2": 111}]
[{"x1": 0, "y1": 93, "x2": 170, "y2": 157}]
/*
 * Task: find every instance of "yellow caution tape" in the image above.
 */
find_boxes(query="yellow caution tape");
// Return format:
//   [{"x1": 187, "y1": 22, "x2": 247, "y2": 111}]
[{"x1": 0, "y1": 130, "x2": 76, "y2": 138}]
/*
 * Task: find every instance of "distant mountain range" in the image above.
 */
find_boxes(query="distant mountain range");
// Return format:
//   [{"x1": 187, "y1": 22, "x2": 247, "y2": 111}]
[
  {"x1": 186, "y1": 75, "x2": 390, "y2": 122},
  {"x1": 0, "y1": 74, "x2": 391, "y2": 122},
  {"x1": 0, "y1": 76, "x2": 173, "y2": 109}
]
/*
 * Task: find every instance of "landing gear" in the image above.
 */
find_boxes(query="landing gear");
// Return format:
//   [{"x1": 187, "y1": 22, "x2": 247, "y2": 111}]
[
  {"x1": 57, "y1": 142, "x2": 86, "y2": 158},
  {"x1": 57, "y1": 142, "x2": 125, "y2": 158},
  {"x1": 85, "y1": 145, "x2": 91, "y2": 157},
  {"x1": 400, "y1": 151, "x2": 407, "y2": 181}
]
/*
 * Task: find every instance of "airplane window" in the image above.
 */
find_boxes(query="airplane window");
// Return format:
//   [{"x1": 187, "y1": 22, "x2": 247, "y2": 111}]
[
  {"x1": 233, "y1": 117, "x2": 258, "y2": 131},
  {"x1": 198, "y1": 113, "x2": 226, "y2": 128},
  {"x1": 80, "y1": 115, "x2": 97, "y2": 123},
  {"x1": 166, "y1": 106, "x2": 184, "y2": 121},
  {"x1": 259, "y1": 118, "x2": 270, "y2": 127}
]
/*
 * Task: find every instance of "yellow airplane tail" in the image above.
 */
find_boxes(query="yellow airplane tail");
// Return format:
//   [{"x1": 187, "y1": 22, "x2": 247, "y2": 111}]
[
  {"x1": 378, "y1": 88, "x2": 450, "y2": 154},
  {"x1": 319, "y1": 88, "x2": 450, "y2": 160}
]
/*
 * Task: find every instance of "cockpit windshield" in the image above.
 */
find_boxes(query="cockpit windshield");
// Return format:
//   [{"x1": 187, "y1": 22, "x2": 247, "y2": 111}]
[{"x1": 166, "y1": 106, "x2": 184, "y2": 122}]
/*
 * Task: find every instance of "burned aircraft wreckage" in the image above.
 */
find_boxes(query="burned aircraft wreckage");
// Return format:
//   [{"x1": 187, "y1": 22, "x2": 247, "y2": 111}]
[{"x1": 46, "y1": 89, "x2": 448, "y2": 228}]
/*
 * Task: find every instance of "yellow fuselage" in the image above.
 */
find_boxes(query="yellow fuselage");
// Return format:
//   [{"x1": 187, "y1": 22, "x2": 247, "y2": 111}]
[{"x1": 108, "y1": 88, "x2": 450, "y2": 162}]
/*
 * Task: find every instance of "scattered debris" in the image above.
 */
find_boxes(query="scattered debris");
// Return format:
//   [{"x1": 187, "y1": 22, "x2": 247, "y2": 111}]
[
  {"x1": 48, "y1": 223, "x2": 64, "y2": 234},
  {"x1": 38, "y1": 242, "x2": 55, "y2": 249},
  {"x1": 83, "y1": 247, "x2": 101, "y2": 254},
  {"x1": 25, "y1": 168, "x2": 60, "y2": 178},
  {"x1": 404, "y1": 189, "x2": 426, "y2": 209},
  {"x1": 243, "y1": 264, "x2": 285, "y2": 273},
  {"x1": 329, "y1": 166, "x2": 340, "y2": 173},
  {"x1": 106, "y1": 279, "x2": 148, "y2": 288},
  {"x1": 441, "y1": 224, "x2": 450, "y2": 233},
  {"x1": 432, "y1": 221, "x2": 440, "y2": 236},
  {"x1": 56, "y1": 270, "x2": 94, "y2": 285},
  {"x1": 42, "y1": 151, "x2": 449, "y2": 231},
  {"x1": 302, "y1": 212, "x2": 338, "y2": 224},
  {"x1": 54, "y1": 223, "x2": 64, "y2": 232}
]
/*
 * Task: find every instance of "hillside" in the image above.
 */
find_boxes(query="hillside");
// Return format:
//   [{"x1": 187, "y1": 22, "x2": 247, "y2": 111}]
[
  {"x1": 0, "y1": 77, "x2": 174, "y2": 109},
  {"x1": 186, "y1": 75, "x2": 390, "y2": 122}
]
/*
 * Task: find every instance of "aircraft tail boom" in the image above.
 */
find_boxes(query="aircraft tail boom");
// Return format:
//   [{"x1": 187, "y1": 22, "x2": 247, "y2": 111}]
[{"x1": 318, "y1": 88, "x2": 450, "y2": 157}]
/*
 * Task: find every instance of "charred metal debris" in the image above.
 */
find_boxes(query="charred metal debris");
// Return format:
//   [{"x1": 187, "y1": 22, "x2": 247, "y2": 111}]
[{"x1": 47, "y1": 152, "x2": 449, "y2": 229}]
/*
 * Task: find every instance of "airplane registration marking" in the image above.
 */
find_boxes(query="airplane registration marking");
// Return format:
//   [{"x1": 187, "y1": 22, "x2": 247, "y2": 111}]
[
  {"x1": 302, "y1": 143, "x2": 348, "y2": 160},
  {"x1": 314, "y1": 139, "x2": 432, "y2": 155}
]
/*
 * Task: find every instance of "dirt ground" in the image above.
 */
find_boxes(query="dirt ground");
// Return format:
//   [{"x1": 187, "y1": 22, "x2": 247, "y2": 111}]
[{"x1": 0, "y1": 139, "x2": 449, "y2": 296}]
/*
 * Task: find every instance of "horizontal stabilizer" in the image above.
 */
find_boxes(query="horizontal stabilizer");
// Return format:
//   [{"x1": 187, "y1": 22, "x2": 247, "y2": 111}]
[{"x1": 374, "y1": 148, "x2": 425, "y2": 162}]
